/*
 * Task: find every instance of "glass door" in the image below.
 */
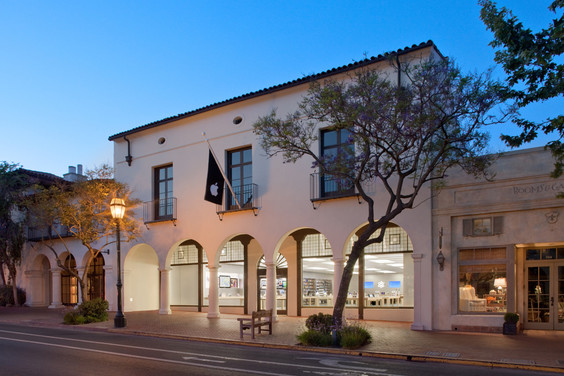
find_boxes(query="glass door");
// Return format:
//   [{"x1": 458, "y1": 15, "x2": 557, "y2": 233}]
[
  {"x1": 526, "y1": 262, "x2": 564, "y2": 330},
  {"x1": 256, "y1": 254, "x2": 288, "y2": 314},
  {"x1": 276, "y1": 274, "x2": 287, "y2": 314},
  {"x1": 558, "y1": 265, "x2": 564, "y2": 330},
  {"x1": 257, "y1": 274, "x2": 287, "y2": 314}
]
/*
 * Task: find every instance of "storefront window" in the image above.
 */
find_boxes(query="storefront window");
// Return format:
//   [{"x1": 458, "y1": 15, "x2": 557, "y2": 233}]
[
  {"x1": 348, "y1": 224, "x2": 414, "y2": 308},
  {"x1": 170, "y1": 243, "x2": 202, "y2": 306},
  {"x1": 458, "y1": 247, "x2": 507, "y2": 313},
  {"x1": 364, "y1": 253, "x2": 413, "y2": 308},
  {"x1": 217, "y1": 240, "x2": 245, "y2": 306},
  {"x1": 302, "y1": 234, "x2": 334, "y2": 307}
]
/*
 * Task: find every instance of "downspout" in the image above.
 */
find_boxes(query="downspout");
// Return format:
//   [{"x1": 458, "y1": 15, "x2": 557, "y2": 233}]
[{"x1": 124, "y1": 136, "x2": 133, "y2": 166}]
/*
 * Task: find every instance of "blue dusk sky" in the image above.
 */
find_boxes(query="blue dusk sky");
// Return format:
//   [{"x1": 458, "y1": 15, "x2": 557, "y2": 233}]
[{"x1": 0, "y1": 1, "x2": 561, "y2": 176}]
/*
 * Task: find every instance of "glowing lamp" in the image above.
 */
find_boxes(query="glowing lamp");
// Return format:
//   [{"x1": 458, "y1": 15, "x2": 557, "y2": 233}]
[{"x1": 110, "y1": 198, "x2": 126, "y2": 219}]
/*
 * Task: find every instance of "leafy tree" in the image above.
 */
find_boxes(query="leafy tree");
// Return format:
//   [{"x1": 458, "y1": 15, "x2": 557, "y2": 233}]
[
  {"x1": 0, "y1": 162, "x2": 28, "y2": 305},
  {"x1": 27, "y1": 165, "x2": 140, "y2": 303},
  {"x1": 480, "y1": 0, "x2": 564, "y2": 177},
  {"x1": 253, "y1": 58, "x2": 512, "y2": 327}
]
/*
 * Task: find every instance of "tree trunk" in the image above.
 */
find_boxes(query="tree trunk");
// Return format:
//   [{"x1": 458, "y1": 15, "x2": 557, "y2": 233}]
[
  {"x1": 11, "y1": 283, "x2": 18, "y2": 306},
  {"x1": 332, "y1": 243, "x2": 362, "y2": 329},
  {"x1": 8, "y1": 265, "x2": 18, "y2": 306},
  {"x1": 0, "y1": 263, "x2": 6, "y2": 286},
  {"x1": 79, "y1": 277, "x2": 87, "y2": 304}
]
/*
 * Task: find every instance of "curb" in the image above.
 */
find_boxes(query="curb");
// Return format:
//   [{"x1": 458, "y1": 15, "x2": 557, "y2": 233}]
[
  {"x1": 3, "y1": 317, "x2": 564, "y2": 374},
  {"x1": 114, "y1": 328, "x2": 564, "y2": 374}
]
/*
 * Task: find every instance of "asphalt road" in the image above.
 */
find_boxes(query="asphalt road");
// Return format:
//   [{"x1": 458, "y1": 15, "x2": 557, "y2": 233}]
[{"x1": 0, "y1": 323, "x2": 556, "y2": 376}]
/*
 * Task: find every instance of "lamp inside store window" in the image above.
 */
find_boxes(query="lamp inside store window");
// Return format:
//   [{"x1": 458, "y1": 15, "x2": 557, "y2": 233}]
[{"x1": 494, "y1": 277, "x2": 507, "y2": 294}]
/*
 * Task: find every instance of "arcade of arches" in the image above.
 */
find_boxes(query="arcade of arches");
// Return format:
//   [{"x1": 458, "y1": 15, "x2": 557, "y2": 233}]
[
  {"x1": 26, "y1": 223, "x2": 415, "y2": 322},
  {"x1": 164, "y1": 224, "x2": 414, "y2": 320}
]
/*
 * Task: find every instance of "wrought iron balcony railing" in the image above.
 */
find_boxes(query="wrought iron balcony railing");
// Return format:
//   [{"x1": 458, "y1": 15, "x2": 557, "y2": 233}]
[
  {"x1": 143, "y1": 197, "x2": 177, "y2": 225},
  {"x1": 216, "y1": 183, "x2": 260, "y2": 220},
  {"x1": 27, "y1": 224, "x2": 72, "y2": 242},
  {"x1": 310, "y1": 172, "x2": 356, "y2": 201}
]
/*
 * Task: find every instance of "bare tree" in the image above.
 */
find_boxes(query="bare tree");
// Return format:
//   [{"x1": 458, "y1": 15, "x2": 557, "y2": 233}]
[{"x1": 253, "y1": 58, "x2": 513, "y2": 327}]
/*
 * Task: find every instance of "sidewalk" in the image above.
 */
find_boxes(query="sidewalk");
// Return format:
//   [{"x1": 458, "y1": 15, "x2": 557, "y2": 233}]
[{"x1": 1, "y1": 306, "x2": 563, "y2": 373}]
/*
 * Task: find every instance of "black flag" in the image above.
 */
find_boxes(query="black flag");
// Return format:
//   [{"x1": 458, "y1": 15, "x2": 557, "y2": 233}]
[{"x1": 204, "y1": 150, "x2": 224, "y2": 205}]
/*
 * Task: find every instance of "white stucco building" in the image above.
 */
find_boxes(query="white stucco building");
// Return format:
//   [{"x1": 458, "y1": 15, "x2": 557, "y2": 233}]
[{"x1": 18, "y1": 41, "x2": 564, "y2": 332}]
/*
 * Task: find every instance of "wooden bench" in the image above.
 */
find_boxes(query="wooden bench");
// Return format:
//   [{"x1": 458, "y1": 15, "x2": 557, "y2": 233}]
[{"x1": 237, "y1": 309, "x2": 273, "y2": 339}]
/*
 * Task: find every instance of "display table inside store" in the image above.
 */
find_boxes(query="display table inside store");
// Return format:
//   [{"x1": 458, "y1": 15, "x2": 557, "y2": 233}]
[
  {"x1": 302, "y1": 296, "x2": 333, "y2": 306},
  {"x1": 217, "y1": 296, "x2": 245, "y2": 306},
  {"x1": 484, "y1": 293, "x2": 506, "y2": 312},
  {"x1": 302, "y1": 295, "x2": 404, "y2": 307},
  {"x1": 365, "y1": 295, "x2": 403, "y2": 307}
]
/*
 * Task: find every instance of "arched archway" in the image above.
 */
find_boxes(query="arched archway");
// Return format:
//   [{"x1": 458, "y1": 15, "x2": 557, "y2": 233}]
[
  {"x1": 274, "y1": 228, "x2": 332, "y2": 317},
  {"x1": 124, "y1": 244, "x2": 159, "y2": 312},
  {"x1": 257, "y1": 254, "x2": 288, "y2": 314},
  {"x1": 27, "y1": 254, "x2": 51, "y2": 307}
]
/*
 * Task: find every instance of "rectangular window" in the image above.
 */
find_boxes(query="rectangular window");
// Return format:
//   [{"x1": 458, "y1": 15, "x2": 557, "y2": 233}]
[
  {"x1": 463, "y1": 217, "x2": 503, "y2": 236},
  {"x1": 227, "y1": 147, "x2": 252, "y2": 210},
  {"x1": 154, "y1": 165, "x2": 173, "y2": 219},
  {"x1": 320, "y1": 129, "x2": 354, "y2": 197},
  {"x1": 458, "y1": 247, "x2": 507, "y2": 313}
]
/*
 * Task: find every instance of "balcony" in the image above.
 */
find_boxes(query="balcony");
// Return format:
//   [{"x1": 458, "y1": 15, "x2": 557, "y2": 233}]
[
  {"x1": 27, "y1": 224, "x2": 72, "y2": 242},
  {"x1": 310, "y1": 172, "x2": 360, "y2": 209},
  {"x1": 216, "y1": 183, "x2": 260, "y2": 220},
  {"x1": 143, "y1": 197, "x2": 177, "y2": 226}
]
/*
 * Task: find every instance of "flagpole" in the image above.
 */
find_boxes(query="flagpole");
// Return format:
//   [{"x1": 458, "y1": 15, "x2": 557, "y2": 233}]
[{"x1": 202, "y1": 132, "x2": 241, "y2": 209}]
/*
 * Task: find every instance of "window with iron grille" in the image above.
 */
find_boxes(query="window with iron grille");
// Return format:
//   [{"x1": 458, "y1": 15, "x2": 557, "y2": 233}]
[
  {"x1": 320, "y1": 128, "x2": 354, "y2": 197},
  {"x1": 154, "y1": 165, "x2": 173, "y2": 219},
  {"x1": 227, "y1": 147, "x2": 252, "y2": 210}
]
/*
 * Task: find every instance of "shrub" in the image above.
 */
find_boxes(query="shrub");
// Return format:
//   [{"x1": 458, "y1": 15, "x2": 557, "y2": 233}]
[
  {"x1": 504, "y1": 312, "x2": 520, "y2": 324},
  {"x1": 305, "y1": 313, "x2": 334, "y2": 334},
  {"x1": 0, "y1": 285, "x2": 26, "y2": 306},
  {"x1": 78, "y1": 298, "x2": 109, "y2": 323},
  {"x1": 63, "y1": 311, "x2": 86, "y2": 325},
  {"x1": 339, "y1": 324, "x2": 372, "y2": 349},
  {"x1": 297, "y1": 329, "x2": 333, "y2": 347},
  {"x1": 63, "y1": 298, "x2": 109, "y2": 325}
]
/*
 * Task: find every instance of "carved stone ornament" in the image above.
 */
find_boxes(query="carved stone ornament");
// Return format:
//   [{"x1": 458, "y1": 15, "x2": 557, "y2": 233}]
[{"x1": 545, "y1": 211, "x2": 559, "y2": 224}]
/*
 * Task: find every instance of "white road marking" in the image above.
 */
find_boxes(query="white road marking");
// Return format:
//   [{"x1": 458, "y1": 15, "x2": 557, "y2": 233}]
[
  {"x1": 0, "y1": 335, "x2": 292, "y2": 376},
  {"x1": 0, "y1": 329, "x2": 402, "y2": 376},
  {"x1": 183, "y1": 356, "x2": 226, "y2": 363}
]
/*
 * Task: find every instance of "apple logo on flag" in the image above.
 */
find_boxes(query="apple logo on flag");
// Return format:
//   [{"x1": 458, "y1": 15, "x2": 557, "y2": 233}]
[{"x1": 210, "y1": 182, "x2": 219, "y2": 196}]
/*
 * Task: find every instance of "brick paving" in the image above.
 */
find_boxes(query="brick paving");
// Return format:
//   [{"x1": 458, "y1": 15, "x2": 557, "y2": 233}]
[{"x1": 1, "y1": 306, "x2": 564, "y2": 373}]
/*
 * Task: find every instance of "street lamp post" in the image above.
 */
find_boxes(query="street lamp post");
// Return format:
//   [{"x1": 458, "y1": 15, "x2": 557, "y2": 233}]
[{"x1": 110, "y1": 197, "x2": 127, "y2": 328}]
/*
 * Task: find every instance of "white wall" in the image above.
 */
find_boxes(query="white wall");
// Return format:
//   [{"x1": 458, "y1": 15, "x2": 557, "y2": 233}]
[
  {"x1": 110, "y1": 46, "x2": 436, "y2": 323},
  {"x1": 124, "y1": 244, "x2": 159, "y2": 311}
]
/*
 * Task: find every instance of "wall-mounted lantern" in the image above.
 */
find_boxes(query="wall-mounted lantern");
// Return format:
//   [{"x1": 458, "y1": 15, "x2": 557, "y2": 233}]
[{"x1": 436, "y1": 251, "x2": 445, "y2": 271}]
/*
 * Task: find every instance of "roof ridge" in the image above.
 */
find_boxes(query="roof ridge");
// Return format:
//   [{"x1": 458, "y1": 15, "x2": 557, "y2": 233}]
[{"x1": 109, "y1": 40, "x2": 438, "y2": 141}]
